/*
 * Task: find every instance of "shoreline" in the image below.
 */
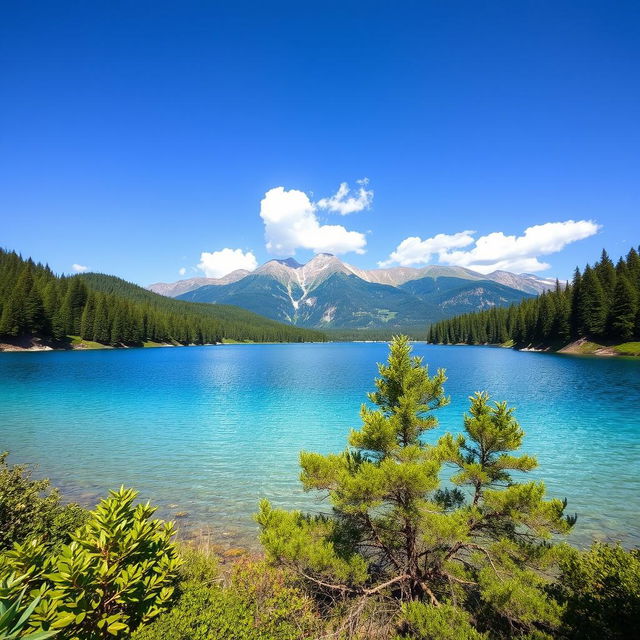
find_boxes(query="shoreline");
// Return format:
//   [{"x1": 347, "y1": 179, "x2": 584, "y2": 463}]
[
  {"x1": 0, "y1": 336, "x2": 325, "y2": 353},
  {"x1": 431, "y1": 338, "x2": 640, "y2": 358},
  {"x1": 3, "y1": 336, "x2": 640, "y2": 358}
]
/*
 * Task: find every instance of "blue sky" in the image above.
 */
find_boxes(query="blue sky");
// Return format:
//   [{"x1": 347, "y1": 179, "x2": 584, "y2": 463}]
[{"x1": 1, "y1": 1, "x2": 639, "y2": 284}]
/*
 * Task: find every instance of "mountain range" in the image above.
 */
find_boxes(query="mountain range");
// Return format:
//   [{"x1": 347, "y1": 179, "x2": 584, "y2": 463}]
[{"x1": 149, "y1": 254, "x2": 556, "y2": 330}]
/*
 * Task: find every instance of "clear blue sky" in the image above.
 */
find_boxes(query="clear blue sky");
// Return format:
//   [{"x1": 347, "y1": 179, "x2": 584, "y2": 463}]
[{"x1": 1, "y1": 1, "x2": 638, "y2": 284}]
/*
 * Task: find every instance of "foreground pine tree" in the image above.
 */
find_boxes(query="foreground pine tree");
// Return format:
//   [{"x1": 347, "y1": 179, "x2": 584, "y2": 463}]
[{"x1": 257, "y1": 336, "x2": 575, "y2": 638}]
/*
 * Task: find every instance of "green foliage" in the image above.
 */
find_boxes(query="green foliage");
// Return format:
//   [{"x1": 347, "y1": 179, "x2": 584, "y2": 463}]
[
  {"x1": 397, "y1": 602, "x2": 487, "y2": 640},
  {"x1": 0, "y1": 453, "x2": 87, "y2": 551},
  {"x1": 132, "y1": 557, "x2": 320, "y2": 640},
  {"x1": 257, "y1": 337, "x2": 574, "y2": 638},
  {"x1": 0, "y1": 249, "x2": 325, "y2": 346},
  {"x1": 610, "y1": 274, "x2": 637, "y2": 340},
  {"x1": 0, "y1": 488, "x2": 180, "y2": 639},
  {"x1": 0, "y1": 574, "x2": 57, "y2": 640},
  {"x1": 428, "y1": 246, "x2": 640, "y2": 348},
  {"x1": 555, "y1": 542, "x2": 640, "y2": 640}
]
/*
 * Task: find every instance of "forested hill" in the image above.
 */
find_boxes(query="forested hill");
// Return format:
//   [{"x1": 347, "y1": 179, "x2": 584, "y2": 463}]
[
  {"x1": 427, "y1": 247, "x2": 640, "y2": 349},
  {"x1": 0, "y1": 249, "x2": 325, "y2": 346}
]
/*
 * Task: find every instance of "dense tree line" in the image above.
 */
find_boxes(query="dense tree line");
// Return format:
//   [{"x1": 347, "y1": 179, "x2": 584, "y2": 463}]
[
  {"x1": 0, "y1": 249, "x2": 325, "y2": 346},
  {"x1": 427, "y1": 247, "x2": 640, "y2": 347}
]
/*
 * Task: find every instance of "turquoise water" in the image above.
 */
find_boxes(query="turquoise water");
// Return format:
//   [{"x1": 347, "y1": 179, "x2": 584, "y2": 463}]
[{"x1": 1, "y1": 343, "x2": 638, "y2": 549}]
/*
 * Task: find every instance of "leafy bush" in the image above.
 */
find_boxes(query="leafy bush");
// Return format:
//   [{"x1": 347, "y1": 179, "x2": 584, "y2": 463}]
[
  {"x1": 397, "y1": 602, "x2": 487, "y2": 640},
  {"x1": 132, "y1": 557, "x2": 320, "y2": 640},
  {"x1": 0, "y1": 487, "x2": 180, "y2": 639},
  {"x1": 0, "y1": 573, "x2": 57, "y2": 640},
  {"x1": 556, "y1": 542, "x2": 640, "y2": 639},
  {"x1": 0, "y1": 452, "x2": 87, "y2": 551}
]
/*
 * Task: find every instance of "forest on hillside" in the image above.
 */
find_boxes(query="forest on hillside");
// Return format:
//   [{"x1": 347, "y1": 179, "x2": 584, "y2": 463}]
[
  {"x1": 427, "y1": 247, "x2": 640, "y2": 348},
  {"x1": 0, "y1": 249, "x2": 325, "y2": 346}
]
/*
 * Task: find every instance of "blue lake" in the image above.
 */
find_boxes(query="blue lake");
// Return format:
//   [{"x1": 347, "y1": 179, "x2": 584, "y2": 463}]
[{"x1": 1, "y1": 343, "x2": 638, "y2": 549}]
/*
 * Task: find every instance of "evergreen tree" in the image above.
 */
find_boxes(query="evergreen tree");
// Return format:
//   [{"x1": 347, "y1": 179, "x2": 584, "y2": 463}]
[
  {"x1": 80, "y1": 294, "x2": 96, "y2": 340},
  {"x1": 535, "y1": 291, "x2": 556, "y2": 343},
  {"x1": 576, "y1": 266, "x2": 607, "y2": 337},
  {"x1": 626, "y1": 247, "x2": 640, "y2": 289},
  {"x1": 594, "y1": 249, "x2": 616, "y2": 305},
  {"x1": 569, "y1": 266, "x2": 582, "y2": 336},
  {"x1": 41, "y1": 281, "x2": 60, "y2": 323},
  {"x1": 552, "y1": 280, "x2": 571, "y2": 343},
  {"x1": 258, "y1": 337, "x2": 573, "y2": 638},
  {"x1": 610, "y1": 275, "x2": 637, "y2": 340},
  {"x1": 0, "y1": 293, "x2": 24, "y2": 336},
  {"x1": 92, "y1": 295, "x2": 111, "y2": 344}
]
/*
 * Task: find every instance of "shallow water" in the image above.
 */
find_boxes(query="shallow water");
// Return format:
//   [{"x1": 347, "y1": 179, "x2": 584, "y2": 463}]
[{"x1": 1, "y1": 343, "x2": 638, "y2": 549}]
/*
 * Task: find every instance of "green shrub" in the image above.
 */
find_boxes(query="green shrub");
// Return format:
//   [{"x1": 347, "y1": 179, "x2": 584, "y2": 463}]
[
  {"x1": 0, "y1": 487, "x2": 180, "y2": 639},
  {"x1": 132, "y1": 557, "x2": 320, "y2": 640},
  {"x1": 0, "y1": 452, "x2": 87, "y2": 551},
  {"x1": 397, "y1": 602, "x2": 487, "y2": 640},
  {"x1": 0, "y1": 573, "x2": 57, "y2": 640},
  {"x1": 556, "y1": 542, "x2": 640, "y2": 639}
]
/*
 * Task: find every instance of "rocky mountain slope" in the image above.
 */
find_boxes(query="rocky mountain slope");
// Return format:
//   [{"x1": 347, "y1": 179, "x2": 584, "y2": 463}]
[
  {"x1": 158, "y1": 254, "x2": 549, "y2": 330},
  {"x1": 148, "y1": 269, "x2": 249, "y2": 297}
]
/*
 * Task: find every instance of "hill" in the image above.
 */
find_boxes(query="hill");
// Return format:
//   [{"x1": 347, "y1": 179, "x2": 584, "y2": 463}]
[{"x1": 0, "y1": 249, "x2": 325, "y2": 348}]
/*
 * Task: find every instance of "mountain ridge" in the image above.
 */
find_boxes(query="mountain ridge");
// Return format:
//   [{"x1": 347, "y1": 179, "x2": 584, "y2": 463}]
[
  {"x1": 159, "y1": 255, "x2": 549, "y2": 330},
  {"x1": 150, "y1": 255, "x2": 556, "y2": 297}
]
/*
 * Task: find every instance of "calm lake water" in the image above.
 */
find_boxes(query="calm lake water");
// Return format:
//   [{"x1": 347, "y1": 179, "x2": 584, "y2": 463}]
[{"x1": 1, "y1": 343, "x2": 639, "y2": 549}]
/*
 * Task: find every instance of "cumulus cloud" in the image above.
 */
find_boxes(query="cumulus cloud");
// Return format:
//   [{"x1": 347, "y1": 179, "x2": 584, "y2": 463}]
[
  {"x1": 197, "y1": 248, "x2": 258, "y2": 278},
  {"x1": 378, "y1": 231, "x2": 475, "y2": 268},
  {"x1": 72, "y1": 263, "x2": 88, "y2": 273},
  {"x1": 178, "y1": 267, "x2": 187, "y2": 276},
  {"x1": 260, "y1": 186, "x2": 367, "y2": 256},
  {"x1": 316, "y1": 178, "x2": 374, "y2": 215},
  {"x1": 380, "y1": 220, "x2": 601, "y2": 274}
]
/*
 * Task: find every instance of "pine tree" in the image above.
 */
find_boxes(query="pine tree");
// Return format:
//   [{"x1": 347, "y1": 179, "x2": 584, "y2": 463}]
[
  {"x1": 24, "y1": 283, "x2": 45, "y2": 334},
  {"x1": 80, "y1": 294, "x2": 96, "y2": 340},
  {"x1": 570, "y1": 267, "x2": 582, "y2": 336},
  {"x1": 626, "y1": 247, "x2": 640, "y2": 289},
  {"x1": 553, "y1": 281, "x2": 572, "y2": 344},
  {"x1": 610, "y1": 275, "x2": 637, "y2": 340},
  {"x1": 576, "y1": 266, "x2": 607, "y2": 337},
  {"x1": 258, "y1": 337, "x2": 573, "y2": 638},
  {"x1": 92, "y1": 295, "x2": 111, "y2": 344},
  {"x1": 594, "y1": 249, "x2": 616, "y2": 304},
  {"x1": 535, "y1": 291, "x2": 556, "y2": 343},
  {"x1": 41, "y1": 281, "x2": 60, "y2": 322},
  {"x1": 0, "y1": 294, "x2": 24, "y2": 336}
]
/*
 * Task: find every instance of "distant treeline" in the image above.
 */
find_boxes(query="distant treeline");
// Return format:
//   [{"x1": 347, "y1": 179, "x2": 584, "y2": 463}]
[
  {"x1": 427, "y1": 247, "x2": 640, "y2": 347},
  {"x1": 0, "y1": 249, "x2": 325, "y2": 346},
  {"x1": 325, "y1": 327, "x2": 429, "y2": 342}
]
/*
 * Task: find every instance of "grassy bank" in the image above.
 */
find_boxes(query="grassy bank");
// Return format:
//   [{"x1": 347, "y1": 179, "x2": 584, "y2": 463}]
[{"x1": 558, "y1": 338, "x2": 640, "y2": 357}]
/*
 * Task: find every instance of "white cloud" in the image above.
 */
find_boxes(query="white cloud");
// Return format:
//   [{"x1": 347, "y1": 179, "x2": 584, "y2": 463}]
[
  {"x1": 178, "y1": 267, "x2": 187, "y2": 276},
  {"x1": 260, "y1": 186, "x2": 367, "y2": 256},
  {"x1": 378, "y1": 231, "x2": 475, "y2": 267},
  {"x1": 197, "y1": 248, "x2": 258, "y2": 278},
  {"x1": 381, "y1": 220, "x2": 601, "y2": 274},
  {"x1": 316, "y1": 178, "x2": 373, "y2": 215},
  {"x1": 72, "y1": 263, "x2": 88, "y2": 273}
]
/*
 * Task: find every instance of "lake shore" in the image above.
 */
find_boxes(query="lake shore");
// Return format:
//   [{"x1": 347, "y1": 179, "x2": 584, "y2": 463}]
[
  {"x1": 441, "y1": 338, "x2": 640, "y2": 358},
  {"x1": 0, "y1": 335, "x2": 297, "y2": 352}
]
